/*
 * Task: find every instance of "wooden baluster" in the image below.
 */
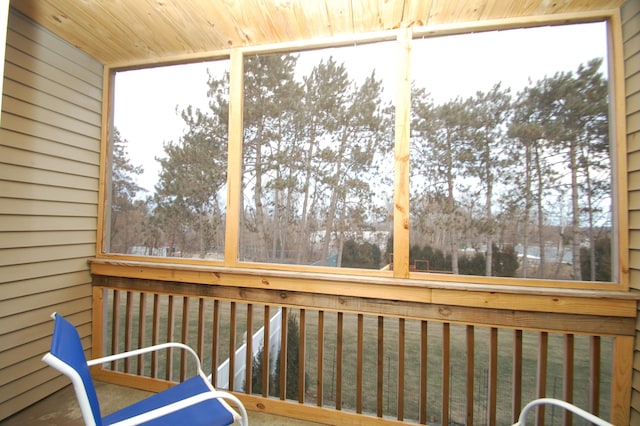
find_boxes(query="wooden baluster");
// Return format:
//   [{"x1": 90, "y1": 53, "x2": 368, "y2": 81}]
[
  {"x1": 336, "y1": 312, "x2": 343, "y2": 411},
  {"x1": 137, "y1": 292, "x2": 147, "y2": 376},
  {"x1": 261, "y1": 304, "x2": 269, "y2": 397},
  {"x1": 564, "y1": 334, "x2": 574, "y2": 426},
  {"x1": 111, "y1": 290, "x2": 120, "y2": 370},
  {"x1": 151, "y1": 294, "x2": 159, "y2": 378},
  {"x1": 279, "y1": 307, "x2": 287, "y2": 400},
  {"x1": 356, "y1": 313, "x2": 364, "y2": 414},
  {"x1": 180, "y1": 297, "x2": 189, "y2": 381},
  {"x1": 165, "y1": 295, "x2": 175, "y2": 381},
  {"x1": 197, "y1": 298, "x2": 205, "y2": 364},
  {"x1": 377, "y1": 315, "x2": 384, "y2": 417},
  {"x1": 211, "y1": 300, "x2": 220, "y2": 388},
  {"x1": 513, "y1": 329, "x2": 523, "y2": 422},
  {"x1": 245, "y1": 304, "x2": 253, "y2": 394},
  {"x1": 442, "y1": 323, "x2": 450, "y2": 426},
  {"x1": 398, "y1": 317, "x2": 405, "y2": 421},
  {"x1": 536, "y1": 332, "x2": 548, "y2": 426},
  {"x1": 318, "y1": 310, "x2": 324, "y2": 407},
  {"x1": 124, "y1": 291, "x2": 133, "y2": 373},
  {"x1": 230, "y1": 302, "x2": 237, "y2": 392},
  {"x1": 299, "y1": 309, "x2": 306, "y2": 403},
  {"x1": 466, "y1": 325, "x2": 475, "y2": 426},
  {"x1": 420, "y1": 320, "x2": 428, "y2": 424},
  {"x1": 488, "y1": 327, "x2": 498, "y2": 426},
  {"x1": 590, "y1": 336, "x2": 601, "y2": 417}
]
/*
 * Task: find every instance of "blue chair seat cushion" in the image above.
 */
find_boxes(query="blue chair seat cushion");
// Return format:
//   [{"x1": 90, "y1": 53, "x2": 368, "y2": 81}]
[{"x1": 103, "y1": 376, "x2": 235, "y2": 426}]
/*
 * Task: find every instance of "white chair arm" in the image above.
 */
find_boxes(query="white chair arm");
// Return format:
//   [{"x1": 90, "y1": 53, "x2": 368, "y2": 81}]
[
  {"x1": 87, "y1": 342, "x2": 205, "y2": 376},
  {"x1": 512, "y1": 398, "x2": 613, "y2": 426}
]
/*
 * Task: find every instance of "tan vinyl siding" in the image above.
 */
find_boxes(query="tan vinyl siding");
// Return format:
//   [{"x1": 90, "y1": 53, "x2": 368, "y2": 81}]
[
  {"x1": 625, "y1": 0, "x2": 640, "y2": 423},
  {"x1": 0, "y1": 9, "x2": 102, "y2": 421}
]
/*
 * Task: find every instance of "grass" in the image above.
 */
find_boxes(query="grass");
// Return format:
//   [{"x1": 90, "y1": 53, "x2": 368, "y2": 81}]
[{"x1": 103, "y1": 290, "x2": 613, "y2": 425}]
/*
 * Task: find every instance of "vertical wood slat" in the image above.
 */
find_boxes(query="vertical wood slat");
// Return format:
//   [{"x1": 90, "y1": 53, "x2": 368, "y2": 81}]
[
  {"x1": 211, "y1": 300, "x2": 220, "y2": 387},
  {"x1": 336, "y1": 312, "x2": 343, "y2": 411},
  {"x1": 165, "y1": 295, "x2": 175, "y2": 381},
  {"x1": 91, "y1": 287, "x2": 105, "y2": 361},
  {"x1": 110, "y1": 290, "x2": 120, "y2": 370},
  {"x1": 466, "y1": 325, "x2": 475, "y2": 426},
  {"x1": 317, "y1": 310, "x2": 324, "y2": 407},
  {"x1": 512, "y1": 329, "x2": 523, "y2": 422},
  {"x1": 441, "y1": 323, "x2": 450, "y2": 426},
  {"x1": 563, "y1": 334, "x2": 575, "y2": 426},
  {"x1": 420, "y1": 320, "x2": 428, "y2": 424},
  {"x1": 279, "y1": 307, "x2": 287, "y2": 400},
  {"x1": 536, "y1": 332, "x2": 549, "y2": 426},
  {"x1": 298, "y1": 309, "x2": 306, "y2": 403},
  {"x1": 196, "y1": 298, "x2": 205, "y2": 362},
  {"x1": 377, "y1": 316, "x2": 384, "y2": 417},
  {"x1": 356, "y1": 313, "x2": 364, "y2": 414},
  {"x1": 610, "y1": 336, "x2": 633, "y2": 426},
  {"x1": 261, "y1": 305, "x2": 269, "y2": 396},
  {"x1": 398, "y1": 317, "x2": 405, "y2": 421},
  {"x1": 137, "y1": 293, "x2": 147, "y2": 376},
  {"x1": 590, "y1": 336, "x2": 601, "y2": 417},
  {"x1": 124, "y1": 291, "x2": 133, "y2": 373},
  {"x1": 180, "y1": 297, "x2": 189, "y2": 381},
  {"x1": 245, "y1": 304, "x2": 253, "y2": 395},
  {"x1": 488, "y1": 327, "x2": 498, "y2": 426},
  {"x1": 230, "y1": 302, "x2": 237, "y2": 392},
  {"x1": 151, "y1": 294, "x2": 160, "y2": 378}
]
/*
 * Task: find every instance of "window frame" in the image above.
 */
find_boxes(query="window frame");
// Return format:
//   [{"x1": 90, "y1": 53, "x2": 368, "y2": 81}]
[{"x1": 98, "y1": 10, "x2": 628, "y2": 291}]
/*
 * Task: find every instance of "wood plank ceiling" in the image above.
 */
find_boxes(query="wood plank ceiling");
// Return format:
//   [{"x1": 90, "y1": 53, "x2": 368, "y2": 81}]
[{"x1": 10, "y1": 0, "x2": 626, "y2": 66}]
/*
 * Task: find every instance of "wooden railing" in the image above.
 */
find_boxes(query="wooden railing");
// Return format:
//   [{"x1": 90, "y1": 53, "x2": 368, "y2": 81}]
[{"x1": 89, "y1": 261, "x2": 637, "y2": 426}]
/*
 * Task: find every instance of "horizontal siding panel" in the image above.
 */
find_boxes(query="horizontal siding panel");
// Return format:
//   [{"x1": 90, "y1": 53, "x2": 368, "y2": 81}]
[
  {"x1": 0, "y1": 299, "x2": 92, "y2": 336},
  {"x1": 0, "y1": 355, "x2": 48, "y2": 388},
  {"x1": 630, "y1": 228, "x2": 640, "y2": 249},
  {"x1": 2, "y1": 113, "x2": 100, "y2": 153},
  {"x1": 3, "y1": 96, "x2": 100, "y2": 139},
  {"x1": 630, "y1": 269, "x2": 640, "y2": 290},
  {"x1": 623, "y1": 0, "x2": 640, "y2": 22},
  {"x1": 8, "y1": 10, "x2": 103, "y2": 76},
  {"x1": 0, "y1": 244, "x2": 96, "y2": 267},
  {"x1": 0, "y1": 181, "x2": 98, "y2": 204},
  {"x1": 622, "y1": 9, "x2": 640, "y2": 42},
  {"x1": 0, "y1": 258, "x2": 95, "y2": 284},
  {"x1": 0, "y1": 271, "x2": 91, "y2": 301},
  {"x1": 630, "y1": 248, "x2": 640, "y2": 269},
  {"x1": 0, "y1": 163, "x2": 98, "y2": 191},
  {"x1": 629, "y1": 169, "x2": 640, "y2": 190},
  {"x1": 629, "y1": 90, "x2": 640, "y2": 115},
  {"x1": 629, "y1": 70, "x2": 640, "y2": 101},
  {"x1": 0, "y1": 324, "x2": 90, "y2": 370},
  {"x1": 0, "y1": 230, "x2": 96, "y2": 249},
  {"x1": 3, "y1": 78, "x2": 101, "y2": 126},
  {"x1": 0, "y1": 144, "x2": 99, "y2": 177},
  {"x1": 629, "y1": 189, "x2": 640, "y2": 211},
  {"x1": 629, "y1": 151, "x2": 640, "y2": 173},
  {"x1": 0, "y1": 215, "x2": 96, "y2": 232},
  {"x1": 626, "y1": 29, "x2": 640, "y2": 61},
  {"x1": 0, "y1": 375, "x2": 70, "y2": 421},
  {"x1": 6, "y1": 26, "x2": 102, "y2": 88},
  {"x1": 0, "y1": 129, "x2": 99, "y2": 165},
  {"x1": 3, "y1": 61, "x2": 101, "y2": 115},
  {"x1": 0, "y1": 286, "x2": 91, "y2": 320},
  {"x1": 629, "y1": 131, "x2": 640, "y2": 153},
  {"x1": 4, "y1": 44, "x2": 102, "y2": 102},
  {"x1": 630, "y1": 209, "x2": 640, "y2": 227},
  {"x1": 0, "y1": 198, "x2": 97, "y2": 216},
  {"x1": 629, "y1": 109, "x2": 640, "y2": 134}
]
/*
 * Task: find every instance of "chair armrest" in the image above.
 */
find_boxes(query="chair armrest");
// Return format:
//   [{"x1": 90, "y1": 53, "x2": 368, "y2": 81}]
[
  {"x1": 512, "y1": 398, "x2": 613, "y2": 426},
  {"x1": 87, "y1": 342, "x2": 205, "y2": 376},
  {"x1": 107, "y1": 390, "x2": 248, "y2": 426}
]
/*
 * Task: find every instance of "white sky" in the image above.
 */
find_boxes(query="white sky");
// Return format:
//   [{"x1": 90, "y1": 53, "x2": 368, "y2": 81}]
[{"x1": 113, "y1": 22, "x2": 608, "y2": 194}]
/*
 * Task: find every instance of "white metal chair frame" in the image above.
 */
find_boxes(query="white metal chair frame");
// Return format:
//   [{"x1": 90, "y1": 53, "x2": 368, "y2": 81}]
[{"x1": 42, "y1": 313, "x2": 248, "y2": 426}]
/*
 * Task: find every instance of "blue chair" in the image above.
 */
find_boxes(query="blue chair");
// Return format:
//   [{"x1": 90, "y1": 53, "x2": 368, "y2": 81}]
[{"x1": 42, "y1": 313, "x2": 248, "y2": 426}]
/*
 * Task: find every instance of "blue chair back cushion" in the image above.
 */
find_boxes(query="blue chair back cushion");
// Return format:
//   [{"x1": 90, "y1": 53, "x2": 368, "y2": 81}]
[{"x1": 50, "y1": 314, "x2": 103, "y2": 425}]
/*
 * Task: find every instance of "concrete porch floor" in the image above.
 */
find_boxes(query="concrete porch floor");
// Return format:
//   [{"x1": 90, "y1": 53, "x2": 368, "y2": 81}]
[{"x1": 1, "y1": 381, "x2": 326, "y2": 426}]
